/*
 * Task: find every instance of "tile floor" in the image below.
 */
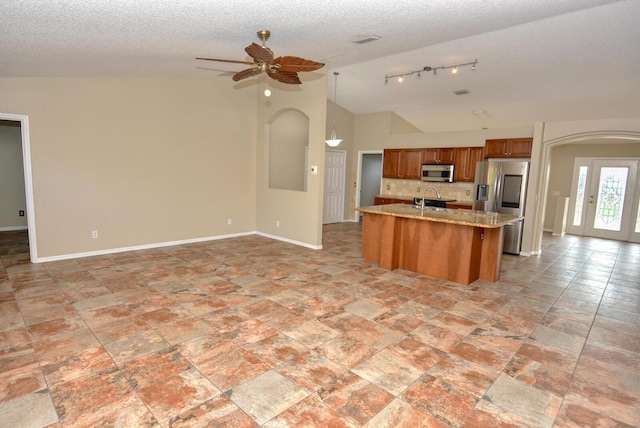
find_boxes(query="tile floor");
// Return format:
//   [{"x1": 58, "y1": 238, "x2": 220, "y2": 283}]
[{"x1": 0, "y1": 224, "x2": 639, "y2": 427}]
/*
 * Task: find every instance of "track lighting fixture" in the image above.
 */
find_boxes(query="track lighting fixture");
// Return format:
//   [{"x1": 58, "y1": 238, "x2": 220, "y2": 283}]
[{"x1": 385, "y1": 59, "x2": 478, "y2": 84}]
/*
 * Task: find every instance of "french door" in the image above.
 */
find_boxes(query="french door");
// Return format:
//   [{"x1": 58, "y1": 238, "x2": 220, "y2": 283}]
[{"x1": 569, "y1": 158, "x2": 640, "y2": 242}]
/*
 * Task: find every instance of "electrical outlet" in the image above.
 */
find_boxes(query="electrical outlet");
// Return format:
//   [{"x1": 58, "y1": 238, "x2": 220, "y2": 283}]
[
  {"x1": 276, "y1": 220, "x2": 280, "y2": 227},
  {"x1": 466, "y1": 190, "x2": 470, "y2": 196},
  {"x1": 227, "y1": 218, "x2": 232, "y2": 225},
  {"x1": 91, "y1": 231, "x2": 99, "y2": 239},
  {"x1": 417, "y1": 187, "x2": 421, "y2": 193},
  {"x1": 386, "y1": 185, "x2": 390, "y2": 190},
  {"x1": 19, "y1": 210, "x2": 25, "y2": 216}
]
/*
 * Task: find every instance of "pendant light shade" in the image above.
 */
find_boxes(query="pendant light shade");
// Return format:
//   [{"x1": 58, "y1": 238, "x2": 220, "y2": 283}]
[{"x1": 325, "y1": 71, "x2": 342, "y2": 147}]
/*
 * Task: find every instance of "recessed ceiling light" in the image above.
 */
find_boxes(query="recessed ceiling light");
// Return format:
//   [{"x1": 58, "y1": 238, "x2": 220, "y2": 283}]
[
  {"x1": 453, "y1": 89, "x2": 470, "y2": 95},
  {"x1": 472, "y1": 110, "x2": 487, "y2": 116},
  {"x1": 352, "y1": 35, "x2": 381, "y2": 44}
]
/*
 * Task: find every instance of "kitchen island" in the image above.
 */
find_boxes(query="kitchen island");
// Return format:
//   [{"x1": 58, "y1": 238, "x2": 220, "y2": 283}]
[{"x1": 355, "y1": 204, "x2": 523, "y2": 285}]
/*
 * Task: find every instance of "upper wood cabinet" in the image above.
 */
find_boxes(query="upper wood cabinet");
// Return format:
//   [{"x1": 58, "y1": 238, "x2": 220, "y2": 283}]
[
  {"x1": 382, "y1": 150, "x2": 401, "y2": 178},
  {"x1": 383, "y1": 140, "x2": 530, "y2": 181},
  {"x1": 423, "y1": 148, "x2": 454, "y2": 164},
  {"x1": 453, "y1": 146, "x2": 485, "y2": 182},
  {"x1": 382, "y1": 149, "x2": 424, "y2": 179},
  {"x1": 484, "y1": 138, "x2": 532, "y2": 158}
]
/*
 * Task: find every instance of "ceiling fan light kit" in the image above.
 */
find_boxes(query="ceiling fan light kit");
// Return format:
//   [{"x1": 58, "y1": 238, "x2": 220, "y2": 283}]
[
  {"x1": 196, "y1": 30, "x2": 325, "y2": 86},
  {"x1": 385, "y1": 59, "x2": 478, "y2": 84}
]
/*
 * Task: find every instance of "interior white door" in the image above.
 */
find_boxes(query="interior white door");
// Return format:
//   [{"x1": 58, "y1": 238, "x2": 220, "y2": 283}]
[
  {"x1": 584, "y1": 159, "x2": 639, "y2": 241},
  {"x1": 323, "y1": 150, "x2": 346, "y2": 224}
]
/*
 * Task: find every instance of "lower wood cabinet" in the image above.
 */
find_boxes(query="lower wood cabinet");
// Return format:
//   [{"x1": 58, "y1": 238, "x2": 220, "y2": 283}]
[
  {"x1": 446, "y1": 203, "x2": 472, "y2": 210},
  {"x1": 374, "y1": 197, "x2": 413, "y2": 205}
]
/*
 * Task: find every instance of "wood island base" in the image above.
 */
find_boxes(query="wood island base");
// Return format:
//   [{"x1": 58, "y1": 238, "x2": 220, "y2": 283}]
[{"x1": 361, "y1": 212, "x2": 504, "y2": 285}]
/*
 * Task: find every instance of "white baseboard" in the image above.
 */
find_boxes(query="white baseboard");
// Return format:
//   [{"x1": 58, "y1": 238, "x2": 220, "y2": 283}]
[
  {"x1": 0, "y1": 226, "x2": 28, "y2": 231},
  {"x1": 255, "y1": 232, "x2": 322, "y2": 250},
  {"x1": 519, "y1": 250, "x2": 540, "y2": 256},
  {"x1": 36, "y1": 231, "x2": 256, "y2": 263}
]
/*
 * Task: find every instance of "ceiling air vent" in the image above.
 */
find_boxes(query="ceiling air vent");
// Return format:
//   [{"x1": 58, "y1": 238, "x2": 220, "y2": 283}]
[{"x1": 352, "y1": 35, "x2": 381, "y2": 44}]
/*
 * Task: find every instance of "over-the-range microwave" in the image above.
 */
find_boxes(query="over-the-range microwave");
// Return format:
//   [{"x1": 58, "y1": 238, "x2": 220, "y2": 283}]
[{"x1": 421, "y1": 164, "x2": 454, "y2": 182}]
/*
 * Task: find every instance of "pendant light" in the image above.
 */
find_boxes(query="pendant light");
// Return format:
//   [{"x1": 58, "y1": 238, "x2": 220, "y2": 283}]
[{"x1": 325, "y1": 71, "x2": 342, "y2": 147}]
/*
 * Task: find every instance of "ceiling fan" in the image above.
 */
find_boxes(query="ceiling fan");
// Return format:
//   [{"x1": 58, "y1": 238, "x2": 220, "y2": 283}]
[{"x1": 196, "y1": 30, "x2": 325, "y2": 85}]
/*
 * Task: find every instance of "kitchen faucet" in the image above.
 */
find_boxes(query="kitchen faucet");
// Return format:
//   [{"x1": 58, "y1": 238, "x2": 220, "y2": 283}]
[{"x1": 421, "y1": 185, "x2": 442, "y2": 209}]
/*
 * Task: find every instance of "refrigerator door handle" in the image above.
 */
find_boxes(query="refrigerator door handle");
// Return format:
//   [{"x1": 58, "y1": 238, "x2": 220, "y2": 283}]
[{"x1": 493, "y1": 167, "x2": 502, "y2": 212}]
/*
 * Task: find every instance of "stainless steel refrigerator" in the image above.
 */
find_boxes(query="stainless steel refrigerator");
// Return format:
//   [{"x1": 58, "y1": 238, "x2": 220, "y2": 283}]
[{"x1": 473, "y1": 160, "x2": 530, "y2": 255}]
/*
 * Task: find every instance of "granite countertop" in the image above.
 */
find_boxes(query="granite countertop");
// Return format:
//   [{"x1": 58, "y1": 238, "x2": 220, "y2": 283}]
[{"x1": 357, "y1": 203, "x2": 522, "y2": 228}]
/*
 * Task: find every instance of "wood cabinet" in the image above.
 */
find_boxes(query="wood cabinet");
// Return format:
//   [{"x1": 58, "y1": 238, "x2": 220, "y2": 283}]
[
  {"x1": 453, "y1": 146, "x2": 485, "y2": 182},
  {"x1": 484, "y1": 138, "x2": 532, "y2": 158},
  {"x1": 360, "y1": 211, "x2": 505, "y2": 284},
  {"x1": 374, "y1": 197, "x2": 413, "y2": 206},
  {"x1": 382, "y1": 139, "x2": 530, "y2": 181},
  {"x1": 423, "y1": 148, "x2": 454, "y2": 164},
  {"x1": 446, "y1": 203, "x2": 472, "y2": 210},
  {"x1": 382, "y1": 149, "x2": 424, "y2": 179}
]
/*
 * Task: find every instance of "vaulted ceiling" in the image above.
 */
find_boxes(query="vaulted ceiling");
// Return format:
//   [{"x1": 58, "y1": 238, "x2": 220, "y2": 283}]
[{"x1": 2, "y1": 0, "x2": 639, "y2": 132}]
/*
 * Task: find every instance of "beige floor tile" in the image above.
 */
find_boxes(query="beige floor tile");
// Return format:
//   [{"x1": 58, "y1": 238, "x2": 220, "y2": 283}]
[{"x1": 228, "y1": 370, "x2": 308, "y2": 425}]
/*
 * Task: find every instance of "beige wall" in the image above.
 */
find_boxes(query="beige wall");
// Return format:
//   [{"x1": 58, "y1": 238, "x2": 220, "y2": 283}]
[
  {"x1": 353, "y1": 112, "x2": 533, "y2": 151},
  {"x1": 256, "y1": 75, "x2": 327, "y2": 248},
  {"x1": 544, "y1": 142, "x2": 640, "y2": 230},
  {"x1": 0, "y1": 123, "x2": 27, "y2": 229},
  {"x1": 0, "y1": 78, "x2": 257, "y2": 259}
]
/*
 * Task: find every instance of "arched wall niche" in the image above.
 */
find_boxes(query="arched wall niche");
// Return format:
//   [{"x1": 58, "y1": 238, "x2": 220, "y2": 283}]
[{"x1": 267, "y1": 108, "x2": 309, "y2": 192}]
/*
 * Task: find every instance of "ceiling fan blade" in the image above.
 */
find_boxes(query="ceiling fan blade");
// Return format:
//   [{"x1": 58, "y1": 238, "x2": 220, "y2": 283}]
[
  {"x1": 195, "y1": 57, "x2": 255, "y2": 65},
  {"x1": 273, "y1": 56, "x2": 325, "y2": 72},
  {"x1": 267, "y1": 69, "x2": 302, "y2": 85},
  {"x1": 232, "y1": 67, "x2": 263, "y2": 82},
  {"x1": 245, "y1": 43, "x2": 274, "y2": 64}
]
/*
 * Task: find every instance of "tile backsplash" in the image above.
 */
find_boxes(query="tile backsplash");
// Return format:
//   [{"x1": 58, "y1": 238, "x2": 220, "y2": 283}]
[{"x1": 381, "y1": 178, "x2": 475, "y2": 203}]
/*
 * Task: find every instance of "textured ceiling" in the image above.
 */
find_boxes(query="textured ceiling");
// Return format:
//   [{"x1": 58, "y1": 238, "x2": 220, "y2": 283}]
[{"x1": 2, "y1": 0, "x2": 639, "y2": 132}]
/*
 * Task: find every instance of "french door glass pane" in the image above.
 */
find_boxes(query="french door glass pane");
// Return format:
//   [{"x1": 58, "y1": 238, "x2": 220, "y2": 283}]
[
  {"x1": 594, "y1": 167, "x2": 628, "y2": 231},
  {"x1": 573, "y1": 166, "x2": 588, "y2": 226}
]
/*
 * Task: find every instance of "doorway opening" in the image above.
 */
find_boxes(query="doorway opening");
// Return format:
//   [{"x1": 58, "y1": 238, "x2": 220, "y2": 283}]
[
  {"x1": 355, "y1": 151, "x2": 383, "y2": 221},
  {"x1": 0, "y1": 113, "x2": 37, "y2": 262}
]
